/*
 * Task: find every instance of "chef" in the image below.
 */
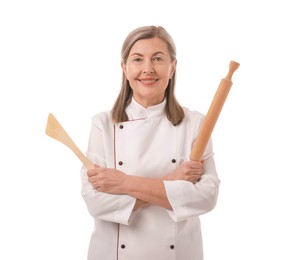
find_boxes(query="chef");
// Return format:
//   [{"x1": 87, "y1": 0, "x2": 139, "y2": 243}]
[{"x1": 81, "y1": 25, "x2": 220, "y2": 260}]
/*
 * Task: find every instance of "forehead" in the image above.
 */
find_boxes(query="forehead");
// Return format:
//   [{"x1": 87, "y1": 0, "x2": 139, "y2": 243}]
[{"x1": 129, "y1": 37, "x2": 169, "y2": 55}]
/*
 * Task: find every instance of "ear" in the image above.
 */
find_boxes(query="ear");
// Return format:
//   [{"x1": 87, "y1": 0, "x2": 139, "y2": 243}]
[
  {"x1": 169, "y1": 59, "x2": 177, "y2": 79},
  {"x1": 121, "y1": 62, "x2": 128, "y2": 79}
]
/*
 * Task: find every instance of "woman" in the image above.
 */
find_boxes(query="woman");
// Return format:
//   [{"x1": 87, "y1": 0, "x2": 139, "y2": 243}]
[{"x1": 81, "y1": 25, "x2": 220, "y2": 260}]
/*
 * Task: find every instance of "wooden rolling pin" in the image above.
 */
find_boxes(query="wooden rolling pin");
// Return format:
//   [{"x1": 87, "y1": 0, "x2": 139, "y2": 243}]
[{"x1": 190, "y1": 60, "x2": 240, "y2": 161}]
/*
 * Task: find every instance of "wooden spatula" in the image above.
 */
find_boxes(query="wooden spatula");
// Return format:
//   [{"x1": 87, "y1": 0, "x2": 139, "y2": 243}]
[{"x1": 45, "y1": 113, "x2": 94, "y2": 169}]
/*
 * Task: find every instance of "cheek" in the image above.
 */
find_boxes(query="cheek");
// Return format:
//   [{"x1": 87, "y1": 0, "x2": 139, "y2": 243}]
[{"x1": 125, "y1": 66, "x2": 139, "y2": 80}]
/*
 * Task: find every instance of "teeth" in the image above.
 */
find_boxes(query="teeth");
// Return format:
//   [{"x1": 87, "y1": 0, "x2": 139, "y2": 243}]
[{"x1": 140, "y1": 79, "x2": 156, "y2": 83}]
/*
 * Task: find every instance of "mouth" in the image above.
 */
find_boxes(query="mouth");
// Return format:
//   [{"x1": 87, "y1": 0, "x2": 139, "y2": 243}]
[{"x1": 138, "y1": 78, "x2": 158, "y2": 85}]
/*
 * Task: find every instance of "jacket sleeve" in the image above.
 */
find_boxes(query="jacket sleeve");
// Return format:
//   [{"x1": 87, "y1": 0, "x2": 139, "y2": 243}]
[
  {"x1": 80, "y1": 115, "x2": 137, "y2": 225},
  {"x1": 163, "y1": 139, "x2": 220, "y2": 222}
]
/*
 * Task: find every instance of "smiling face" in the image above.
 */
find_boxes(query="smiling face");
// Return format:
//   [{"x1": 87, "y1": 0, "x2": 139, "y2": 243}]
[{"x1": 122, "y1": 37, "x2": 177, "y2": 108}]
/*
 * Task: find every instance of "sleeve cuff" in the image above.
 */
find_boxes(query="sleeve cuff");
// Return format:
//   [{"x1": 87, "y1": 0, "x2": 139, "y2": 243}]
[{"x1": 164, "y1": 180, "x2": 194, "y2": 222}]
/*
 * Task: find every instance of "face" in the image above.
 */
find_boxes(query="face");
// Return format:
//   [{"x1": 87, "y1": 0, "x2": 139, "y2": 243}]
[{"x1": 122, "y1": 37, "x2": 177, "y2": 108}]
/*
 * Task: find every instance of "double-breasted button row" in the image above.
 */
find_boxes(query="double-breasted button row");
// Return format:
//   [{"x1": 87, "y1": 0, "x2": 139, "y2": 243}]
[
  {"x1": 117, "y1": 125, "x2": 123, "y2": 167},
  {"x1": 118, "y1": 160, "x2": 175, "y2": 165},
  {"x1": 120, "y1": 244, "x2": 174, "y2": 250}
]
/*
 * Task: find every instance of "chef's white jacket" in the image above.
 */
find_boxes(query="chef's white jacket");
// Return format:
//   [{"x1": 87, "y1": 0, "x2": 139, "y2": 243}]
[{"x1": 81, "y1": 98, "x2": 220, "y2": 260}]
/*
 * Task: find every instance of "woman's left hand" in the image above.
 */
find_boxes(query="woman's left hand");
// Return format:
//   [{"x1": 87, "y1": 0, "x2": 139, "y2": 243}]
[{"x1": 87, "y1": 165, "x2": 127, "y2": 194}]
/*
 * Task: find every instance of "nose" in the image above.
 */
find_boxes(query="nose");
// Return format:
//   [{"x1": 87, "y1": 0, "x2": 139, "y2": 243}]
[{"x1": 143, "y1": 60, "x2": 155, "y2": 74}]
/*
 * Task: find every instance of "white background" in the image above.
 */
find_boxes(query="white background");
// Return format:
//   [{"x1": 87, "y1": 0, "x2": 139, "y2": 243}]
[{"x1": 1, "y1": 0, "x2": 292, "y2": 259}]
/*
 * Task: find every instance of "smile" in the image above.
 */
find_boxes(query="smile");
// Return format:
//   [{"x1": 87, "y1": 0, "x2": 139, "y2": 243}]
[{"x1": 138, "y1": 79, "x2": 158, "y2": 85}]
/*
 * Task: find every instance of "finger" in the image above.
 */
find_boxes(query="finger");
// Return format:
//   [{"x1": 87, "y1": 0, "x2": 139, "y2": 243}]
[
  {"x1": 189, "y1": 161, "x2": 202, "y2": 168},
  {"x1": 87, "y1": 164, "x2": 101, "y2": 175},
  {"x1": 186, "y1": 175, "x2": 198, "y2": 184},
  {"x1": 192, "y1": 171, "x2": 200, "y2": 177},
  {"x1": 92, "y1": 181, "x2": 100, "y2": 189},
  {"x1": 191, "y1": 164, "x2": 202, "y2": 170},
  {"x1": 88, "y1": 176, "x2": 96, "y2": 184},
  {"x1": 87, "y1": 170, "x2": 96, "y2": 177},
  {"x1": 88, "y1": 168, "x2": 104, "y2": 177},
  {"x1": 186, "y1": 168, "x2": 200, "y2": 175}
]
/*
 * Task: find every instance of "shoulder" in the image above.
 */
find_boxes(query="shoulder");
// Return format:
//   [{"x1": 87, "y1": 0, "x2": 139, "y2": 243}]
[
  {"x1": 182, "y1": 106, "x2": 205, "y2": 124},
  {"x1": 177, "y1": 107, "x2": 205, "y2": 135},
  {"x1": 91, "y1": 110, "x2": 113, "y2": 130}
]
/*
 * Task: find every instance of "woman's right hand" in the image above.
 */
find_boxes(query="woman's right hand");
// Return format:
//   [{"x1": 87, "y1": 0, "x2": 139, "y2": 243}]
[{"x1": 162, "y1": 161, "x2": 203, "y2": 184}]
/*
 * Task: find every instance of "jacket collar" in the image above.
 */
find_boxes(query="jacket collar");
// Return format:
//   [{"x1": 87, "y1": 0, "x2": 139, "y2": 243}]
[{"x1": 125, "y1": 97, "x2": 166, "y2": 120}]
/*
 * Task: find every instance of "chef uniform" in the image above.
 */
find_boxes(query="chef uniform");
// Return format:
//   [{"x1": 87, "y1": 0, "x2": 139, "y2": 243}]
[{"x1": 81, "y1": 98, "x2": 220, "y2": 260}]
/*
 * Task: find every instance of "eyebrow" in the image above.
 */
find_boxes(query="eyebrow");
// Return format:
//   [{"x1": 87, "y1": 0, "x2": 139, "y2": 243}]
[{"x1": 129, "y1": 51, "x2": 166, "y2": 57}]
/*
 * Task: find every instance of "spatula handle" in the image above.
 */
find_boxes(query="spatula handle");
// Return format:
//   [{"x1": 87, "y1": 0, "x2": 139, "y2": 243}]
[{"x1": 46, "y1": 113, "x2": 94, "y2": 170}]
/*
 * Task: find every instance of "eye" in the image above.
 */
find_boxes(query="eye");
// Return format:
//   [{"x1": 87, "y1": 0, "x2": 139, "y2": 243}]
[
  {"x1": 153, "y1": 56, "x2": 163, "y2": 62},
  {"x1": 133, "y1": 57, "x2": 143, "y2": 62}
]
